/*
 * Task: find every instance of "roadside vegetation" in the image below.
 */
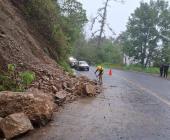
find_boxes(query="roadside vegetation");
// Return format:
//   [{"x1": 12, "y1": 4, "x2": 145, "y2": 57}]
[
  {"x1": 73, "y1": 35, "x2": 123, "y2": 65},
  {"x1": 123, "y1": 65, "x2": 160, "y2": 74},
  {"x1": 119, "y1": 0, "x2": 170, "y2": 67},
  {"x1": 0, "y1": 64, "x2": 35, "y2": 92},
  {"x1": 100, "y1": 63, "x2": 170, "y2": 76},
  {"x1": 73, "y1": 0, "x2": 170, "y2": 76}
]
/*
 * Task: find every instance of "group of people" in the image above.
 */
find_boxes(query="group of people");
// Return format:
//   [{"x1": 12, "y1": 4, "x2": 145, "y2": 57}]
[{"x1": 160, "y1": 64, "x2": 169, "y2": 78}]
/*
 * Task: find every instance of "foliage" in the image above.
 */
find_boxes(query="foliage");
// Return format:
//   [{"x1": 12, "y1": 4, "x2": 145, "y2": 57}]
[
  {"x1": 58, "y1": 60, "x2": 73, "y2": 74},
  {"x1": 123, "y1": 65, "x2": 160, "y2": 74},
  {"x1": 12, "y1": 0, "x2": 87, "y2": 61},
  {"x1": 20, "y1": 71, "x2": 35, "y2": 87},
  {"x1": 99, "y1": 63, "x2": 123, "y2": 69},
  {"x1": 0, "y1": 64, "x2": 35, "y2": 92},
  {"x1": 121, "y1": 0, "x2": 170, "y2": 67},
  {"x1": 8, "y1": 64, "x2": 16, "y2": 73},
  {"x1": 59, "y1": 0, "x2": 88, "y2": 44},
  {"x1": 73, "y1": 35, "x2": 123, "y2": 65}
]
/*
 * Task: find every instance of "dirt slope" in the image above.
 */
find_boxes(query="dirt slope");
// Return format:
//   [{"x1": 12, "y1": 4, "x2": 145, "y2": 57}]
[
  {"x1": 0, "y1": 0, "x2": 99, "y2": 99},
  {"x1": 0, "y1": 0, "x2": 47, "y2": 66}
]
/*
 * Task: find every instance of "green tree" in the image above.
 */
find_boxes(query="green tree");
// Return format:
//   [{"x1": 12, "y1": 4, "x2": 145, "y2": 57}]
[
  {"x1": 73, "y1": 35, "x2": 123, "y2": 65},
  {"x1": 12, "y1": 0, "x2": 87, "y2": 61},
  {"x1": 59, "y1": 0, "x2": 88, "y2": 44},
  {"x1": 123, "y1": 0, "x2": 170, "y2": 67}
]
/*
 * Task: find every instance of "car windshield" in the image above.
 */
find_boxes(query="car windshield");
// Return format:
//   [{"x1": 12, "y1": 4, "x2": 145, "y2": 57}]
[{"x1": 79, "y1": 61, "x2": 87, "y2": 65}]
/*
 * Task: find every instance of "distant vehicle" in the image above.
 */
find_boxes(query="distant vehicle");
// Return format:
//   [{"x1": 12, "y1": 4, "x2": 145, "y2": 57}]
[
  {"x1": 76, "y1": 61, "x2": 89, "y2": 71},
  {"x1": 68, "y1": 57, "x2": 78, "y2": 68}
]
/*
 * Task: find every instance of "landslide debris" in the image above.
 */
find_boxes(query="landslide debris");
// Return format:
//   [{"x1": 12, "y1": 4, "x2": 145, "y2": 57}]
[
  {"x1": 0, "y1": 0, "x2": 100, "y2": 100},
  {"x1": 0, "y1": 0, "x2": 101, "y2": 131},
  {"x1": 0, "y1": 91, "x2": 55, "y2": 127},
  {"x1": 0, "y1": 113, "x2": 33, "y2": 139},
  {"x1": 0, "y1": 0, "x2": 101, "y2": 139}
]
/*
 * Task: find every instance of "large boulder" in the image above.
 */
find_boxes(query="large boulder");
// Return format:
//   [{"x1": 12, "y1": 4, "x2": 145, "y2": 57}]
[
  {"x1": 0, "y1": 117, "x2": 4, "y2": 138},
  {"x1": 0, "y1": 91, "x2": 55, "y2": 126},
  {"x1": 0, "y1": 113, "x2": 33, "y2": 139}
]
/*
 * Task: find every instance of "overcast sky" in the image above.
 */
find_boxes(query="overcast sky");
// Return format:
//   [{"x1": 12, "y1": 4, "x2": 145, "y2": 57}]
[{"x1": 77, "y1": 0, "x2": 150, "y2": 37}]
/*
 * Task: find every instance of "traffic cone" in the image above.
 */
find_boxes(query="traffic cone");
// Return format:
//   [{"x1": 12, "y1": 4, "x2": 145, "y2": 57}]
[{"x1": 109, "y1": 69, "x2": 112, "y2": 76}]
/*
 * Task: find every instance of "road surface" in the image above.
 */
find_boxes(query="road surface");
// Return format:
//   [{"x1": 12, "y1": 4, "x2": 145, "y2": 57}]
[{"x1": 18, "y1": 68, "x2": 170, "y2": 140}]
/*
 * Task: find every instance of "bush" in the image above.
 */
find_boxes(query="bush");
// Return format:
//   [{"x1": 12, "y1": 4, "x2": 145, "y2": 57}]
[
  {"x1": 20, "y1": 71, "x2": 35, "y2": 86},
  {"x1": 0, "y1": 64, "x2": 35, "y2": 92},
  {"x1": 8, "y1": 64, "x2": 16, "y2": 73}
]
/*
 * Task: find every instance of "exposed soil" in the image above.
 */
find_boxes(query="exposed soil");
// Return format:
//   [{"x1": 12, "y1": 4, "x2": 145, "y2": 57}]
[
  {"x1": 0, "y1": 0, "x2": 100, "y2": 99},
  {"x1": 0, "y1": 1, "x2": 101, "y2": 139}
]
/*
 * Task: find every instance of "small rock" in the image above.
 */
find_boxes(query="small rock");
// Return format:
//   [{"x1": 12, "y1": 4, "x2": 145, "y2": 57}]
[
  {"x1": 52, "y1": 86, "x2": 58, "y2": 92},
  {"x1": 65, "y1": 87, "x2": 74, "y2": 93},
  {"x1": 43, "y1": 76, "x2": 50, "y2": 81},
  {"x1": 0, "y1": 113, "x2": 33, "y2": 139},
  {"x1": 62, "y1": 82, "x2": 68, "y2": 89},
  {"x1": 0, "y1": 33, "x2": 6, "y2": 38},
  {"x1": 55, "y1": 90, "x2": 67, "y2": 105}
]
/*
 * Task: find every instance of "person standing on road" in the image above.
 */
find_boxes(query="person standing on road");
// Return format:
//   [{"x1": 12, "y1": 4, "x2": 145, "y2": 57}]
[
  {"x1": 163, "y1": 64, "x2": 169, "y2": 78},
  {"x1": 95, "y1": 66, "x2": 104, "y2": 84},
  {"x1": 160, "y1": 64, "x2": 164, "y2": 77}
]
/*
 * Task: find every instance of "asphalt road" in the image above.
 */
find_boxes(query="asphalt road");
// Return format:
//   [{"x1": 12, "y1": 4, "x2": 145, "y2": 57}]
[{"x1": 18, "y1": 67, "x2": 170, "y2": 140}]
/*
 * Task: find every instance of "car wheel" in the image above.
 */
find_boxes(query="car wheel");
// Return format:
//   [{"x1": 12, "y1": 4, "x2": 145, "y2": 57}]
[{"x1": 87, "y1": 68, "x2": 89, "y2": 71}]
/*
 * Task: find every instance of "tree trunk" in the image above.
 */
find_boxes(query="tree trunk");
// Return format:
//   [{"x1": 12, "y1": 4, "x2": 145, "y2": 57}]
[
  {"x1": 97, "y1": 0, "x2": 109, "y2": 47},
  {"x1": 141, "y1": 52, "x2": 145, "y2": 67}
]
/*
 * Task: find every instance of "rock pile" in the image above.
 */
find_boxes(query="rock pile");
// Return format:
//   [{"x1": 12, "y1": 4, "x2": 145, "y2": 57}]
[
  {"x1": 0, "y1": 91, "x2": 55, "y2": 126},
  {"x1": 0, "y1": 91, "x2": 55, "y2": 139},
  {"x1": 29, "y1": 64, "x2": 101, "y2": 103},
  {"x1": 0, "y1": 75, "x2": 101, "y2": 139}
]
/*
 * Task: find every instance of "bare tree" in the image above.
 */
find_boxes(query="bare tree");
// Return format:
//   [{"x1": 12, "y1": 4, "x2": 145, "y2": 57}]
[{"x1": 91, "y1": 0, "x2": 124, "y2": 47}]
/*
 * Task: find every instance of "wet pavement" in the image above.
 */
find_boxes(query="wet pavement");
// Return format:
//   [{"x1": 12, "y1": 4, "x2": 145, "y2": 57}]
[{"x1": 17, "y1": 68, "x2": 170, "y2": 140}]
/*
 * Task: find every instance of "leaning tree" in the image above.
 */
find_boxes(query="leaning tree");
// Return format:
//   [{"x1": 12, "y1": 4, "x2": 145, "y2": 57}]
[{"x1": 91, "y1": 0, "x2": 124, "y2": 47}]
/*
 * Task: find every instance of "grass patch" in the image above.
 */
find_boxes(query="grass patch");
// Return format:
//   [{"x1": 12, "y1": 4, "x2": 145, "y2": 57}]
[
  {"x1": 99, "y1": 63, "x2": 165, "y2": 75},
  {"x1": 123, "y1": 65, "x2": 160, "y2": 74},
  {"x1": 98, "y1": 63, "x2": 124, "y2": 69}
]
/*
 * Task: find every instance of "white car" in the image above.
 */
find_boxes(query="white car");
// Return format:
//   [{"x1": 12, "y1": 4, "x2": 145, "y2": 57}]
[
  {"x1": 68, "y1": 57, "x2": 78, "y2": 68},
  {"x1": 76, "y1": 61, "x2": 89, "y2": 71}
]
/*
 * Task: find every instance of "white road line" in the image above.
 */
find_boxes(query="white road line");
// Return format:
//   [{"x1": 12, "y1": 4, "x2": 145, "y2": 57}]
[{"x1": 115, "y1": 75, "x2": 170, "y2": 107}]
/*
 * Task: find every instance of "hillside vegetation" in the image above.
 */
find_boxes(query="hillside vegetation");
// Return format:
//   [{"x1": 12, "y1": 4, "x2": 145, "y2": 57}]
[{"x1": 11, "y1": 0, "x2": 87, "y2": 62}]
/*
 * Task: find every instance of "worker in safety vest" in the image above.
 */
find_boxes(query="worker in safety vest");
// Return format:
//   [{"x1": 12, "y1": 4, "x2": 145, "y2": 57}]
[{"x1": 95, "y1": 66, "x2": 104, "y2": 84}]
